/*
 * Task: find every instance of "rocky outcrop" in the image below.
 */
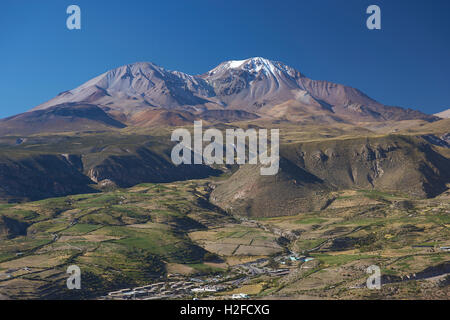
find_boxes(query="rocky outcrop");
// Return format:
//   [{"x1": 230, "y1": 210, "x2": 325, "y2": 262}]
[
  {"x1": 0, "y1": 142, "x2": 223, "y2": 203},
  {"x1": 211, "y1": 157, "x2": 333, "y2": 218},
  {"x1": 87, "y1": 146, "x2": 221, "y2": 188},
  {"x1": 0, "y1": 216, "x2": 29, "y2": 239},
  {"x1": 282, "y1": 135, "x2": 450, "y2": 198},
  {"x1": 211, "y1": 135, "x2": 450, "y2": 217},
  {"x1": 0, "y1": 154, "x2": 96, "y2": 202}
]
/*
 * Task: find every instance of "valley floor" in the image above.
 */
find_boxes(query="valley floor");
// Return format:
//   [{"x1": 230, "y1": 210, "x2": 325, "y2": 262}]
[{"x1": 0, "y1": 180, "x2": 448, "y2": 300}]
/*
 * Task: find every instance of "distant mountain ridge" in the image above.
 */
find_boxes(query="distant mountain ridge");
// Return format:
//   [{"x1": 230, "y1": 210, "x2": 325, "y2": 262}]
[
  {"x1": 435, "y1": 109, "x2": 450, "y2": 119},
  {"x1": 0, "y1": 103, "x2": 126, "y2": 135},
  {"x1": 30, "y1": 57, "x2": 438, "y2": 124}
]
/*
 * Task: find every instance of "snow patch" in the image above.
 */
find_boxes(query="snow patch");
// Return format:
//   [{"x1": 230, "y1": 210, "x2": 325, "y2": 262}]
[{"x1": 228, "y1": 60, "x2": 246, "y2": 69}]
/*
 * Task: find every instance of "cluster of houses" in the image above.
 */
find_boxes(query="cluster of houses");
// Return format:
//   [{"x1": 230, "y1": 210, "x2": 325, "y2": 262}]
[
  {"x1": 102, "y1": 252, "x2": 315, "y2": 300},
  {"x1": 276, "y1": 252, "x2": 315, "y2": 267},
  {"x1": 106, "y1": 280, "x2": 208, "y2": 300},
  {"x1": 232, "y1": 293, "x2": 249, "y2": 299},
  {"x1": 104, "y1": 277, "x2": 235, "y2": 300}
]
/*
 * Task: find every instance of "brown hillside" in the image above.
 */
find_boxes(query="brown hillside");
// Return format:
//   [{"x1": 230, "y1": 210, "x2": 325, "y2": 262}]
[{"x1": 211, "y1": 135, "x2": 450, "y2": 217}]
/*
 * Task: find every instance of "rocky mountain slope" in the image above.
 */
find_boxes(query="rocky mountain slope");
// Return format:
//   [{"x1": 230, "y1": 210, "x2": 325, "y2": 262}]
[
  {"x1": 0, "y1": 153, "x2": 96, "y2": 202},
  {"x1": 211, "y1": 135, "x2": 450, "y2": 217},
  {"x1": 0, "y1": 133, "x2": 222, "y2": 202},
  {"x1": 0, "y1": 103, "x2": 126, "y2": 135},
  {"x1": 28, "y1": 57, "x2": 437, "y2": 125},
  {"x1": 435, "y1": 108, "x2": 450, "y2": 119},
  {"x1": 0, "y1": 57, "x2": 447, "y2": 208}
]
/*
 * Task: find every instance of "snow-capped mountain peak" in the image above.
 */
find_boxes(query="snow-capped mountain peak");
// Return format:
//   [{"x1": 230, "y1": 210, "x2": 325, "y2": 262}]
[
  {"x1": 208, "y1": 57, "x2": 297, "y2": 78},
  {"x1": 30, "y1": 57, "x2": 438, "y2": 123},
  {"x1": 227, "y1": 57, "x2": 274, "y2": 71}
]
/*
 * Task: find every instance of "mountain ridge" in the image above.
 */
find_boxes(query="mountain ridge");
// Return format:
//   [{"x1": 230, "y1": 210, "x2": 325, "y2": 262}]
[
  {"x1": 28, "y1": 57, "x2": 438, "y2": 124},
  {"x1": 0, "y1": 103, "x2": 126, "y2": 135},
  {"x1": 435, "y1": 108, "x2": 450, "y2": 119}
]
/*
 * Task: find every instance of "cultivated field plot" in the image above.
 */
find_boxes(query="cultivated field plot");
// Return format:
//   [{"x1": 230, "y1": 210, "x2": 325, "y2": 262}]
[
  {"x1": 0, "y1": 181, "x2": 239, "y2": 299},
  {"x1": 0, "y1": 180, "x2": 448, "y2": 300},
  {"x1": 250, "y1": 189, "x2": 450, "y2": 299},
  {"x1": 189, "y1": 225, "x2": 283, "y2": 257}
]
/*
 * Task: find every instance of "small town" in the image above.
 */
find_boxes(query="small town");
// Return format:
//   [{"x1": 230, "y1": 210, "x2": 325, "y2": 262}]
[{"x1": 101, "y1": 253, "x2": 312, "y2": 300}]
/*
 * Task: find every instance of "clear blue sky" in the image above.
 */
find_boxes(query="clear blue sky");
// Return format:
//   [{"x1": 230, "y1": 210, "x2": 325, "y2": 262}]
[{"x1": 1, "y1": 0, "x2": 449, "y2": 118}]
